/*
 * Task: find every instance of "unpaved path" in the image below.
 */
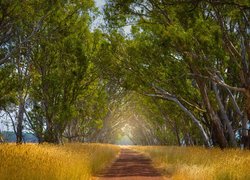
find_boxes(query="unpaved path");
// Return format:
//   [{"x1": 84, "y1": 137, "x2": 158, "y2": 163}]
[{"x1": 96, "y1": 148, "x2": 165, "y2": 180}]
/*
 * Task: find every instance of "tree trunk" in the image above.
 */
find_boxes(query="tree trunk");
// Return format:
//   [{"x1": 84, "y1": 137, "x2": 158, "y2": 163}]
[
  {"x1": 212, "y1": 82, "x2": 237, "y2": 147},
  {"x1": 16, "y1": 98, "x2": 24, "y2": 144},
  {"x1": 173, "y1": 98, "x2": 211, "y2": 147},
  {"x1": 147, "y1": 90, "x2": 211, "y2": 147},
  {"x1": 43, "y1": 120, "x2": 60, "y2": 144},
  {"x1": 44, "y1": 129, "x2": 59, "y2": 143},
  {"x1": 245, "y1": 87, "x2": 250, "y2": 123},
  {"x1": 197, "y1": 81, "x2": 228, "y2": 148},
  {"x1": 242, "y1": 87, "x2": 250, "y2": 149},
  {"x1": 173, "y1": 122, "x2": 181, "y2": 146}
]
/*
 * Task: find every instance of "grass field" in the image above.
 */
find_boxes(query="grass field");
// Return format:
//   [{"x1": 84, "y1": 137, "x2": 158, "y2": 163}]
[
  {"x1": 1, "y1": 144, "x2": 249, "y2": 180},
  {"x1": 134, "y1": 146, "x2": 250, "y2": 180},
  {"x1": 0, "y1": 143, "x2": 119, "y2": 180}
]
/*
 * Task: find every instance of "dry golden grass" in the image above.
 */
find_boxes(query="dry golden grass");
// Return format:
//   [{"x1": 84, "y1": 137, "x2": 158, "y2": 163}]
[
  {"x1": 133, "y1": 146, "x2": 250, "y2": 180},
  {"x1": 0, "y1": 143, "x2": 119, "y2": 180}
]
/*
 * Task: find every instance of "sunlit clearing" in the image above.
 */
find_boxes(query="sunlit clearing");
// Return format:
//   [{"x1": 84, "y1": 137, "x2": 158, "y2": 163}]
[{"x1": 115, "y1": 124, "x2": 134, "y2": 145}]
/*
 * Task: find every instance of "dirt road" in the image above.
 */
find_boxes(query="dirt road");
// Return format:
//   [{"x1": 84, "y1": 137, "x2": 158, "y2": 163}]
[{"x1": 96, "y1": 148, "x2": 164, "y2": 180}]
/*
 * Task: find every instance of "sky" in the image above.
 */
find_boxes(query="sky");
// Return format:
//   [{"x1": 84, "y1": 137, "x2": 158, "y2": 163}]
[
  {"x1": 95, "y1": 0, "x2": 106, "y2": 9},
  {"x1": 93, "y1": 0, "x2": 131, "y2": 34},
  {"x1": 91, "y1": 0, "x2": 106, "y2": 30}
]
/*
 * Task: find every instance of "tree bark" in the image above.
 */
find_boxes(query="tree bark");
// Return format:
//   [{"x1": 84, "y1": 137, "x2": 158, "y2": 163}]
[
  {"x1": 173, "y1": 123, "x2": 181, "y2": 146},
  {"x1": 243, "y1": 87, "x2": 250, "y2": 149},
  {"x1": 16, "y1": 98, "x2": 24, "y2": 144},
  {"x1": 212, "y1": 82, "x2": 237, "y2": 147},
  {"x1": 146, "y1": 89, "x2": 211, "y2": 147},
  {"x1": 197, "y1": 81, "x2": 228, "y2": 148},
  {"x1": 245, "y1": 87, "x2": 250, "y2": 121},
  {"x1": 43, "y1": 118, "x2": 61, "y2": 144}
]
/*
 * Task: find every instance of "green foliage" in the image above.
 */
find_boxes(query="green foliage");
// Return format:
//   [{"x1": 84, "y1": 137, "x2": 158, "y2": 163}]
[
  {"x1": 0, "y1": 65, "x2": 17, "y2": 108},
  {"x1": 0, "y1": 0, "x2": 249, "y2": 147}
]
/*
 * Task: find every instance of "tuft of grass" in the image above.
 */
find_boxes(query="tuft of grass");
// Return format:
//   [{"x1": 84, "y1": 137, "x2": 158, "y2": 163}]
[
  {"x1": 0, "y1": 143, "x2": 119, "y2": 180},
  {"x1": 133, "y1": 146, "x2": 250, "y2": 180}
]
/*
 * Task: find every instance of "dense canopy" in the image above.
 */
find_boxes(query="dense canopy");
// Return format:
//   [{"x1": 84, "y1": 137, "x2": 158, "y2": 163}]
[{"x1": 0, "y1": 0, "x2": 249, "y2": 149}]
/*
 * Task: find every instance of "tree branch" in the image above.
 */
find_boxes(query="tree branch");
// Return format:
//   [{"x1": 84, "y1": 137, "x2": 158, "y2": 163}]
[
  {"x1": 0, "y1": 13, "x2": 49, "y2": 65},
  {"x1": 208, "y1": 72, "x2": 246, "y2": 92},
  {"x1": 145, "y1": 85, "x2": 211, "y2": 147}
]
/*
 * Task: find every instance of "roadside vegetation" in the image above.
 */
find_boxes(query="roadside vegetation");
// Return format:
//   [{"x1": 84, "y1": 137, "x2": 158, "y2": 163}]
[
  {"x1": 0, "y1": 143, "x2": 119, "y2": 180},
  {"x1": 134, "y1": 146, "x2": 250, "y2": 180}
]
